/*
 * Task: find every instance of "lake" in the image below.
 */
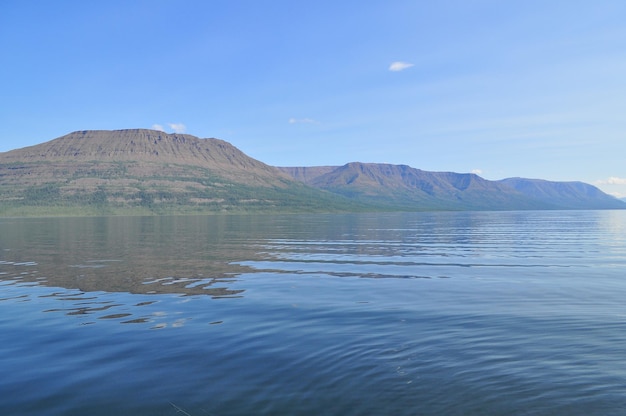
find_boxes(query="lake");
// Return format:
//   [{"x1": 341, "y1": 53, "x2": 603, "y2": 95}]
[{"x1": 1, "y1": 211, "x2": 625, "y2": 415}]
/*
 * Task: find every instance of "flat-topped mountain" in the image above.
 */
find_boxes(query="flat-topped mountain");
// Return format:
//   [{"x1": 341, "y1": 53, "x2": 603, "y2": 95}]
[
  {"x1": 1, "y1": 129, "x2": 624, "y2": 215},
  {"x1": 279, "y1": 163, "x2": 537, "y2": 210},
  {"x1": 2, "y1": 129, "x2": 285, "y2": 185},
  {"x1": 0, "y1": 129, "x2": 360, "y2": 215},
  {"x1": 279, "y1": 163, "x2": 626, "y2": 210}
]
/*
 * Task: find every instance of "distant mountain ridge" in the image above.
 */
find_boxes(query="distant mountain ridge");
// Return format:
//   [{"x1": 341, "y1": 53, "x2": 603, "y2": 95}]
[
  {"x1": 1, "y1": 129, "x2": 624, "y2": 215},
  {"x1": 279, "y1": 163, "x2": 535, "y2": 210},
  {"x1": 496, "y1": 177, "x2": 623, "y2": 209},
  {"x1": 279, "y1": 164, "x2": 626, "y2": 210}
]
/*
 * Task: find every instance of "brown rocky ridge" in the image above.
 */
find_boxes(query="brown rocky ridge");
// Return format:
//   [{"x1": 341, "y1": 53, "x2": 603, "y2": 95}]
[
  {"x1": 0, "y1": 129, "x2": 358, "y2": 215},
  {"x1": 1, "y1": 129, "x2": 624, "y2": 215}
]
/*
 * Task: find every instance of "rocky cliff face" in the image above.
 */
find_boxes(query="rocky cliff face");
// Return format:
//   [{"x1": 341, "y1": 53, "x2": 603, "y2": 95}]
[
  {"x1": 1, "y1": 130, "x2": 624, "y2": 215},
  {"x1": 279, "y1": 163, "x2": 626, "y2": 210},
  {"x1": 1, "y1": 129, "x2": 288, "y2": 184},
  {"x1": 279, "y1": 163, "x2": 535, "y2": 210},
  {"x1": 0, "y1": 130, "x2": 355, "y2": 215}
]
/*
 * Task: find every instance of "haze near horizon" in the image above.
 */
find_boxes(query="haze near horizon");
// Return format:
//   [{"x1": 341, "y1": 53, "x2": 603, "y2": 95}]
[{"x1": 1, "y1": 0, "x2": 625, "y2": 197}]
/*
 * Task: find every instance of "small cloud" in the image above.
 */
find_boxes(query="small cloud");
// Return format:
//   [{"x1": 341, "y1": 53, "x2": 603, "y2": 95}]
[
  {"x1": 596, "y1": 177, "x2": 626, "y2": 185},
  {"x1": 471, "y1": 169, "x2": 483, "y2": 175},
  {"x1": 289, "y1": 118, "x2": 317, "y2": 124},
  {"x1": 152, "y1": 124, "x2": 165, "y2": 132},
  {"x1": 168, "y1": 123, "x2": 186, "y2": 133},
  {"x1": 607, "y1": 176, "x2": 626, "y2": 185},
  {"x1": 389, "y1": 61, "x2": 414, "y2": 72}
]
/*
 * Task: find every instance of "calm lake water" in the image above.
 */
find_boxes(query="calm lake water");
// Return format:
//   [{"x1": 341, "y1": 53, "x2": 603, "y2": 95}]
[{"x1": 1, "y1": 211, "x2": 626, "y2": 415}]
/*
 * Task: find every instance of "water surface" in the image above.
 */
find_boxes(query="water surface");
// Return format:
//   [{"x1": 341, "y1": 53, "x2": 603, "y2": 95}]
[{"x1": 1, "y1": 211, "x2": 625, "y2": 415}]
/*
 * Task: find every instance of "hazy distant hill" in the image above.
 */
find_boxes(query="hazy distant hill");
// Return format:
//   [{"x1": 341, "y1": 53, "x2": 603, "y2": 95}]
[
  {"x1": 0, "y1": 129, "x2": 362, "y2": 215},
  {"x1": 279, "y1": 164, "x2": 626, "y2": 210},
  {"x1": 497, "y1": 177, "x2": 626, "y2": 209}
]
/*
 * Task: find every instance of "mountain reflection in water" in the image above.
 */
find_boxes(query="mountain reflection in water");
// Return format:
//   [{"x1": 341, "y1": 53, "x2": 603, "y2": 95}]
[
  {"x1": 1, "y1": 213, "x2": 469, "y2": 300},
  {"x1": 1, "y1": 212, "x2": 626, "y2": 415},
  {"x1": 0, "y1": 215, "x2": 263, "y2": 298}
]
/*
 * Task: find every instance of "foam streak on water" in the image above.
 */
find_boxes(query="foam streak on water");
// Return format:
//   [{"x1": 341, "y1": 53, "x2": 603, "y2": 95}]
[{"x1": 1, "y1": 211, "x2": 625, "y2": 415}]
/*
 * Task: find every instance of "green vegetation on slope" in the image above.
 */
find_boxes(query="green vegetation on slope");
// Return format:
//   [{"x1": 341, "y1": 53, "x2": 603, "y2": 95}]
[
  {"x1": 2, "y1": 129, "x2": 624, "y2": 216},
  {"x1": 0, "y1": 160, "x2": 368, "y2": 216}
]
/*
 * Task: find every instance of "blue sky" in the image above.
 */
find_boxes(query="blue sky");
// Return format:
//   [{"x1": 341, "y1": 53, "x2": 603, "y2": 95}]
[{"x1": 1, "y1": 1, "x2": 625, "y2": 197}]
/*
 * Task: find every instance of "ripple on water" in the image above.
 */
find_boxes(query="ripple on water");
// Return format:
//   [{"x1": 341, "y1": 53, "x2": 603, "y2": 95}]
[{"x1": 1, "y1": 212, "x2": 626, "y2": 415}]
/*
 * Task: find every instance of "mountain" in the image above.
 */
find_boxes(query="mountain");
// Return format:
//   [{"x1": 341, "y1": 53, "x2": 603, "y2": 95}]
[
  {"x1": 1, "y1": 129, "x2": 624, "y2": 216},
  {"x1": 498, "y1": 177, "x2": 626, "y2": 209},
  {"x1": 0, "y1": 129, "x2": 363, "y2": 215},
  {"x1": 279, "y1": 163, "x2": 537, "y2": 210},
  {"x1": 1, "y1": 129, "x2": 281, "y2": 184},
  {"x1": 279, "y1": 163, "x2": 626, "y2": 210}
]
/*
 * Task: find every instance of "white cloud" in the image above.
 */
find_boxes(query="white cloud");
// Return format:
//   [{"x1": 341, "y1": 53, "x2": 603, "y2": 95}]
[
  {"x1": 596, "y1": 177, "x2": 626, "y2": 185},
  {"x1": 389, "y1": 61, "x2": 414, "y2": 72},
  {"x1": 151, "y1": 124, "x2": 165, "y2": 132},
  {"x1": 168, "y1": 123, "x2": 186, "y2": 133},
  {"x1": 607, "y1": 177, "x2": 626, "y2": 185},
  {"x1": 471, "y1": 169, "x2": 483, "y2": 175},
  {"x1": 289, "y1": 118, "x2": 317, "y2": 124}
]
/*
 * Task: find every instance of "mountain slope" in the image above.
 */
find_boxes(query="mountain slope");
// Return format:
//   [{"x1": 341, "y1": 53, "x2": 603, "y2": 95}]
[
  {"x1": 1, "y1": 129, "x2": 284, "y2": 185},
  {"x1": 2, "y1": 130, "x2": 623, "y2": 216},
  {"x1": 278, "y1": 166, "x2": 337, "y2": 185},
  {"x1": 0, "y1": 130, "x2": 362, "y2": 215},
  {"x1": 498, "y1": 177, "x2": 626, "y2": 209},
  {"x1": 279, "y1": 163, "x2": 626, "y2": 210},
  {"x1": 281, "y1": 163, "x2": 543, "y2": 210}
]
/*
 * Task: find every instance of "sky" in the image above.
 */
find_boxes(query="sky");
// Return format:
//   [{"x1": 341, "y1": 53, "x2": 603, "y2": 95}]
[{"x1": 1, "y1": 1, "x2": 626, "y2": 197}]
